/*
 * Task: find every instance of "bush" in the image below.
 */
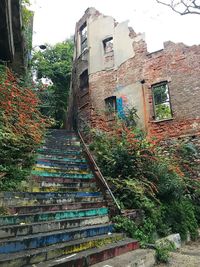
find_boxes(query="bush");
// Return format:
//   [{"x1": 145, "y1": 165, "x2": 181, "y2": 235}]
[
  {"x1": 0, "y1": 66, "x2": 47, "y2": 190},
  {"x1": 89, "y1": 123, "x2": 200, "y2": 244}
]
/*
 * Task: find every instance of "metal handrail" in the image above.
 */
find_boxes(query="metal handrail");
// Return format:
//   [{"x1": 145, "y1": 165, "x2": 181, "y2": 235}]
[{"x1": 77, "y1": 130, "x2": 121, "y2": 213}]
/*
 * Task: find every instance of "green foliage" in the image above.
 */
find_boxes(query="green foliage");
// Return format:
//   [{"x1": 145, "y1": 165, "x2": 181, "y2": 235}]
[
  {"x1": 89, "y1": 123, "x2": 200, "y2": 245},
  {"x1": 155, "y1": 240, "x2": 175, "y2": 263},
  {"x1": 164, "y1": 199, "x2": 198, "y2": 240},
  {"x1": 32, "y1": 40, "x2": 74, "y2": 127},
  {"x1": 113, "y1": 215, "x2": 157, "y2": 247}
]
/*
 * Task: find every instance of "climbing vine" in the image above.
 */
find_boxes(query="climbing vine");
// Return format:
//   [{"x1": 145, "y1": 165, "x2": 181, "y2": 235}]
[{"x1": 0, "y1": 65, "x2": 48, "y2": 190}]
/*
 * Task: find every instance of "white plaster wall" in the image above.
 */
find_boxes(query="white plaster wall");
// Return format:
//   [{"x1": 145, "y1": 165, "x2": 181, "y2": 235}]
[
  {"x1": 114, "y1": 21, "x2": 135, "y2": 68},
  {"x1": 88, "y1": 15, "x2": 115, "y2": 74},
  {"x1": 114, "y1": 83, "x2": 145, "y2": 128}
]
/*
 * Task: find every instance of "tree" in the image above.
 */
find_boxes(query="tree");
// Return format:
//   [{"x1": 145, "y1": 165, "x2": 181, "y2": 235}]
[
  {"x1": 32, "y1": 40, "x2": 74, "y2": 127},
  {"x1": 156, "y1": 0, "x2": 200, "y2": 15}
]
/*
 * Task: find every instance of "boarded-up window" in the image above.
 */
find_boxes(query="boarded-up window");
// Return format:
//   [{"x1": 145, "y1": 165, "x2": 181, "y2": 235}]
[{"x1": 152, "y1": 82, "x2": 172, "y2": 121}]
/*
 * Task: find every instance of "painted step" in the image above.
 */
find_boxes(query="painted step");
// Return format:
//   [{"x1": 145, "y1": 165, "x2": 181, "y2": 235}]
[
  {"x1": 0, "y1": 195, "x2": 103, "y2": 206},
  {"x1": 0, "y1": 215, "x2": 109, "y2": 238},
  {"x1": 0, "y1": 234, "x2": 124, "y2": 267},
  {"x1": 33, "y1": 176, "x2": 96, "y2": 185},
  {"x1": 0, "y1": 224, "x2": 114, "y2": 253},
  {"x1": 38, "y1": 148, "x2": 82, "y2": 154},
  {"x1": 0, "y1": 192, "x2": 102, "y2": 206},
  {"x1": 35, "y1": 162, "x2": 89, "y2": 171},
  {"x1": 37, "y1": 186, "x2": 98, "y2": 193},
  {"x1": 33, "y1": 166, "x2": 90, "y2": 173},
  {"x1": 7, "y1": 201, "x2": 106, "y2": 215},
  {"x1": 0, "y1": 207, "x2": 109, "y2": 226},
  {"x1": 31, "y1": 171, "x2": 94, "y2": 179},
  {"x1": 34, "y1": 181, "x2": 97, "y2": 189},
  {"x1": 36, "y1": 156, "x2": 87, "y2": 163},
  {"x1": 27, "y1": 238, "x2": 139, "y2": 267}
]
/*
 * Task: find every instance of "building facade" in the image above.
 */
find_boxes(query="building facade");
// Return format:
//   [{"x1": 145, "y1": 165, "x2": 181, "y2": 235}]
[{"x1": 68, "y1": 7, "x2": 200, "y2": 140}]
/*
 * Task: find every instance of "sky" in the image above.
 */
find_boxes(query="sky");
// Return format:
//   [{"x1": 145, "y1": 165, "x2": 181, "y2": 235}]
[{"x1": 31, "y1": 0, "x2": 200, "y2": 52}]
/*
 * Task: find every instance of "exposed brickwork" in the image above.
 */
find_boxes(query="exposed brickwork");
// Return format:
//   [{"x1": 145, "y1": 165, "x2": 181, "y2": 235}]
[
  {"x1": 68, "y1": 8, "x2": 200, "y2": 143},
  {"x1": 144, "y1": 41, "x2": 200, "y2": 139}
]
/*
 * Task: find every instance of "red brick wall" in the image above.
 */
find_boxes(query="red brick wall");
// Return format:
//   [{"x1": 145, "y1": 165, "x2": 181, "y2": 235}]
[{"x1": 144, "y1": 41, "x2": 200, "y2": 139}]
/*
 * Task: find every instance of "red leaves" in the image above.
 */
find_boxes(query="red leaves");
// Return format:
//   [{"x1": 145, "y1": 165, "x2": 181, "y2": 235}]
[{"x1": 0, "y1": 68, "x2": 47, "y2": 144}]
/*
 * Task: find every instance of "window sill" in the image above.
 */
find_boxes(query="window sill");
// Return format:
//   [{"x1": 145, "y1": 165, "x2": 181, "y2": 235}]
[{"x1": 150, "y1": 118, "x2": 174, "y2": 123}]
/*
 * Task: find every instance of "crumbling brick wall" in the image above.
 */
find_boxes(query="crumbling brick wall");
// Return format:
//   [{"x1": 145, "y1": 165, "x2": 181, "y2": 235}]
[{"x1": 143, "y1": 41, "x2": 200, "y2": 139}]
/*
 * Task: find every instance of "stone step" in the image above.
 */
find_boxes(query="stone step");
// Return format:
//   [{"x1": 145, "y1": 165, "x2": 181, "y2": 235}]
[
  {"x1": 33, "y1": 176, "x2": 96, "y2": 185},
  {"x1": 35, "y1": 180, "x2": 97, "y2": 189},
  {"x1": 0, "y1": 192, "x2": 102, "y2": 206},
  {"x1": 36, "y1": 157, "x2": 87, "y2": 165},
  {"x1": 0, "y1": 223, "x2": 114, "y2": 253},
  {"x1": 37, "y1": 186, "x2": 98, "y2": 193},
  {"x1": 35, "y1": 161, "x2": 89, "y2": 170},
  {"x1": 26, "y1": 238, "x2": 139, "y2": 267},
  {"x1": 7, "y1": 201, "x2": 106, "y2": 215},
  {"x1": 91, "y1": 248, "x2": 156, "y2": 267},
  {"x1": 31, "y1": 170, "x2": 94, "y2": 179},
  {"x1": 33, "y1": 165, "x2": 90, "y2": 173},
  {"x1": 38, "y1": 148, "x2": 82, "y2": 155},
  {"x1": 36, "y1": 155, "x2": 87, "y2": 162},
  {"x1": 0, "y1": 215, "x2": 109, "y2": 238},
  {"x1": 0, "y1": 195, "x2": 103, "y2": 206},
  {"x1": 0, "y1": 207, "x2": 109, "y2": 226},
  {"x1": 42, "y1": 143, "x2": 81, "y2": 149},
  {"x1": 0, "y1": 234, "x2": 125, "y2": 267}
]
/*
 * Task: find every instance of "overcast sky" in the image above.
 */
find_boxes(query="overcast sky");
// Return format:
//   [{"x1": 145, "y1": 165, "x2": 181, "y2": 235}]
[{"x1": 31, "y1": 0, "x2": 200, "y2": 52}]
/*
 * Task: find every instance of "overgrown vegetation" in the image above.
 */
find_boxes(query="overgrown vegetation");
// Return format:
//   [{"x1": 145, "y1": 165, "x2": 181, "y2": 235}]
[
  {"x1": 0, "y1": 66, "x2": 47, "y2": 191},
  {"x1": 89, "y1": 114, "x2": 200, "y2": 251},
  {"x1": 32, "y1": 40, "x2": 74, "y2": 128}
]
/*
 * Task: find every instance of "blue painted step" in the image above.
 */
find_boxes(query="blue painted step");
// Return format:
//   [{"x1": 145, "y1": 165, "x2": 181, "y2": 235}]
[{"x1": 0, "y1": 224, "x2": 114, "y2": 253}]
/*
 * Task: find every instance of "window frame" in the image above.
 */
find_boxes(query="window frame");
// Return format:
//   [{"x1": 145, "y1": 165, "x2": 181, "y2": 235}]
[
  {"x1": 80, "y1": 22, "x2": 87, "y2": 53},
  {"x1": 79, "y1": 69, "x2": 89, "y2": 91},
  {"x1": 152, "y1": 81, "x2": 173, "y2": 121},
  {"x1": 103, "y1": 37, "x2": 113, "y2": 54}
]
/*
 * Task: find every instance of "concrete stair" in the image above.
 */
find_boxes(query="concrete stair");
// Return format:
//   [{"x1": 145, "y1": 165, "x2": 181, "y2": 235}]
[{"x1": 0, "y1": 129, "x2": 139, "y2": 266}]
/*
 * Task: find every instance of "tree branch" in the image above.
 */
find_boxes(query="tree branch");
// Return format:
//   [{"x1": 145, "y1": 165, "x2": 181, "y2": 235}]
[{"x1": 156, "y1": 0, "x2": 200, "y2": 15}]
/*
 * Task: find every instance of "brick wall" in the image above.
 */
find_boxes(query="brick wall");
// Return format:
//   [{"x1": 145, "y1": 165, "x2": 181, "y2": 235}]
[
  {"x1": 70, "y1": 9, "x2": 200, "y2": 142},
  {"x1": 144, "y1": 41, "x2": 200, "y2": 139}
]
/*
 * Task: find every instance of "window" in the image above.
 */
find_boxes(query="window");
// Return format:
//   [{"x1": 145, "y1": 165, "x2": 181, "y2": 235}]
[
  {"x1": 103, "y1": 37, "x2": 113, "y2": 54},
  {"x1": 105, "y1": 96, "x2": 117, "y2": 112},
  {"x1": 152, "y1": 82, "x2": 172, "y2": 121},
  {"x1": 80, "y1": 70, "x2": 89, "y2": 91},
  {"x1": 80, "y1": 23, "x2": 87, "y2": 53}
]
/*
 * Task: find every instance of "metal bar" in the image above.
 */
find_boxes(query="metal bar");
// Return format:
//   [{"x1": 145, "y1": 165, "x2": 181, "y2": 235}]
[{"x1": 77, "y1": 130, "x2": 121, "y2": 213}]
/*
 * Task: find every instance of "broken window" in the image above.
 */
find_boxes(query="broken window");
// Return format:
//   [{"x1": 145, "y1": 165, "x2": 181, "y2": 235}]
[
  {"x1": 80, "y1": 22, "x2": 87, "y2": 53},
  {"x1": 103, "y1": 37, "x2": 113, "y2": 54},
  {"x1": 105, "y1": 96, "x2": 117, "y2": 115},
  {"x1": 152, "y1": 82, "x2": 172, "y2": 121},
  {"x1": 80, "y1": 69, "x2": 89, "y2": 91}
]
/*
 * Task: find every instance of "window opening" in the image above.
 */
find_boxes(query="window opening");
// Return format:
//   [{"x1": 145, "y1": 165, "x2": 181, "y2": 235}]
[
  {"x1": 80, "y1": 23, "x2": 87, "y2": 53},
  {"x1": 152, "y1": 82, "x2": 172, "y2": 121},
  {"x1": 103, "y1": 37, "x2": 113, "y2": 54},
  {"x1": 80, "y1": 69, "x2": 89, "y2": 91}
]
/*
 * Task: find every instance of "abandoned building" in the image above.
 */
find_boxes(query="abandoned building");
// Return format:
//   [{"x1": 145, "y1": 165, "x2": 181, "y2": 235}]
[{"x1": 68, "y1": 7, "x2": 200, "y2": 141}]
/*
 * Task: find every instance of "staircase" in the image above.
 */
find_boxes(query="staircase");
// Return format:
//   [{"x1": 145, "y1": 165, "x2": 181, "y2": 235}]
[{"x1": 0, "y1": 130, "x2": 139, "y2": 267}]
